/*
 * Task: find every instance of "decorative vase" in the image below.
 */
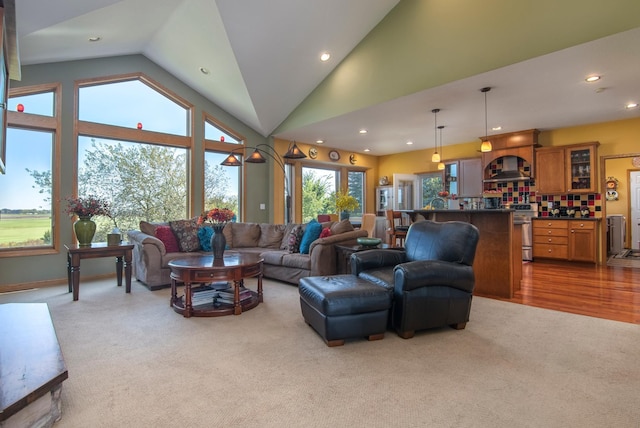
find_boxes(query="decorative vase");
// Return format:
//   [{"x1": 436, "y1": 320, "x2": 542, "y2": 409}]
[
  {"x1": 340, "y1": 210, "x2": 350, "y2": 221},
  {"x1": 74, "y1": 216, "x2": 96, "y2": 247},
  {"x1": 210, "y1": 223, "x2": 227, "y2": 260}
]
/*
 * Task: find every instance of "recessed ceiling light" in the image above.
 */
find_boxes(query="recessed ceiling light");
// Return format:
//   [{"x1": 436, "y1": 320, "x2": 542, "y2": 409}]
[
  {"x1": 585, "y1": 75, "x2": 601, "y2": 83},
  {"x1": 320, "y1": 52, "x2": 331, "y2": 62},
  {"x1": 492, "y1": 126, "x2": 502, "y2": 131},
  {"x1": 363, "y1": 148, "x2": 371, "y2": 152},
  {"x1": 359, "y1": 129, "x2": 367, "y2": 134},
  {"x1": 406, "y1": 141, "x2": 413, "y2": 145},
  {"x1": 626, "y1": 102, "x2": 638, "y2": 109},
  {"x1": 88, "y1": 36, "x2": 101, "y2": 42},
  {"x1": 316, "y1": 140, "x2": 324, "y2": 144},
  {"x1": 199, "y1": 67, "x2": 210, "y2": 75}
]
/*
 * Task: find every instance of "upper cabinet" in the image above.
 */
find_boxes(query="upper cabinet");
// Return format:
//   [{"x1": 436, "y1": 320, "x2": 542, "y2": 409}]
[
  {"x1": 481, "y1": 129, "x2": 539, "y2": 182},
  {"x1": 444, "y1": 158, "x2": 482, "y2": 198},
  {"x1": 535, "y1": 142, "x2": 599, "y2": 194}
]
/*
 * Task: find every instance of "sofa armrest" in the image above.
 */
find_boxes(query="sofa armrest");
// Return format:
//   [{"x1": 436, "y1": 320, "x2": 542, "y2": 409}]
[
  {"x1": 127, "y1": 230, "x2": 166, "y2": 256},
  {"x1": 394, "y1": 260, "x2": 475, "y2": 294},
  {"x1": 308, "y1": 230, "x2": 368, "y2": 276}
]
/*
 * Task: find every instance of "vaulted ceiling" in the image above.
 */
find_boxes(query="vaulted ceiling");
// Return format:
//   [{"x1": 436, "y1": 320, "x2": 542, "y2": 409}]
[{"x1": 14, "y1": 0, "x2": 640, "y2": 155}]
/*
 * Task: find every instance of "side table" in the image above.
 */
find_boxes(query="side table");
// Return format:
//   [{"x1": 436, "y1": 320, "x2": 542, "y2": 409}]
[
  {"x1": 65, "y1": 242, "x2": 134, "y2": 301},
  {"x1": 335, "y1": 243, "x2": 392, "y2": 274}
]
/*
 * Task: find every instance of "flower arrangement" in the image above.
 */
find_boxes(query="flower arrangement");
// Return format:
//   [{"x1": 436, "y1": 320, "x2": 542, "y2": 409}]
[
  {"x1": 198, "y1": 208, "x2": 235, "y2": 225},
  {"x1": 334, "y1": 192, "x2": 360, "y2": 212},
  {"x1": 65, "y1": 195, "x2": 110, "y2": 219}
]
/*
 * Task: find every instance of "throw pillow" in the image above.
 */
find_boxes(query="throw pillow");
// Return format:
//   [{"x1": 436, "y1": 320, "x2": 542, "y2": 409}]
[
  {"x1": 280, "y1": 223, "x2": 299, "y2": 250},
  {"x1": 287, "y1": 226, "x2": 304, "y2": 253},
  {"x1": 154, "y1": 225, "x2": 180, "y2": 253},
  {"x1": 299, "y1": 220, "x2": 323, "y2": 254},
  {"x1": 319, "y1": 227, "x2": 332, "y2": 238},
  {"x1": 169, "y1": 219, "x2": 201, "y2": 252},
  {"x1": 198, "y1": 226, "x2": 214, "y2": 252}
]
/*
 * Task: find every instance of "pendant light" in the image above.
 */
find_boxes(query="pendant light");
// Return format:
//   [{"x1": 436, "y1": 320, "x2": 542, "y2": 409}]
[
  {"x1": 437, "y1": 125, "x2": 445, "y2": 170},
  {"x1": 480, "y1": 87, "x2": 492, "y2": 153},
  {"x1": 431, "y1": 108, "x2": 441, "y2": 162}
]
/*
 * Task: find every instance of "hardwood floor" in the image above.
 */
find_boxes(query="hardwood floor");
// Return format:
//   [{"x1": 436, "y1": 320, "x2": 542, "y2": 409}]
[{"x1": 504, "y1": 260, "x2": 640, "y2": 324}]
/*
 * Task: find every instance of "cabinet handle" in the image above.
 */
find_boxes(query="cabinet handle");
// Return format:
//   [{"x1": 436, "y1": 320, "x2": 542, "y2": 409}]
[
  {"x1": 548, "y1": 249, "x2": 552, "y2": 253},
  {"x1": 580, "y1": 223, "x2": 584, "y2": 227},
  {"x1": 571, "y1": 230, "x2": 575, "y2": 233},
  {"x1": 548, "y1": 238, "x2": 552, "y2": 242},
  {"x1": 547, "y1": 222, "x2": 552, "y2": 226}
]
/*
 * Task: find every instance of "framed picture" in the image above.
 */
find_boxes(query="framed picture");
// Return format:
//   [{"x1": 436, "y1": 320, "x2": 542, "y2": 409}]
[{"x1": 329, "y1": 150, "x2": 340, "y2": 161}]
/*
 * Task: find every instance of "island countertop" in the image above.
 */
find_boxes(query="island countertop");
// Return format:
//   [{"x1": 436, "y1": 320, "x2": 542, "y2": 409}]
[{"x1": 405, "y1": 209, "x2": 521, "y2": 299}]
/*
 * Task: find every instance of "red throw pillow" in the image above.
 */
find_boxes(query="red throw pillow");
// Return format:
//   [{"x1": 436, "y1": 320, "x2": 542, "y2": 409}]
[
  {"x1": 155, "y1": 225, "x2": 180, "y2": 253},
  {"x1": 319, "y1": 227, "x2": 332, "y2": 238}
]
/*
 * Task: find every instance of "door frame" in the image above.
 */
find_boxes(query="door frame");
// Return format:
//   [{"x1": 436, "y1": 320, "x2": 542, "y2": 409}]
[{"x1": 599, "y1": 152, "x2": 640, "y2": 262}]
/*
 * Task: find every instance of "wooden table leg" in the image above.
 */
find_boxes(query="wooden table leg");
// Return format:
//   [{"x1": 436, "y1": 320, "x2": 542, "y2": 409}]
[
  {"x1": 233, "y1": 280, "x2": 242, "y2": 315},
  {"x1": 66, "y1": 252, "x2": 72, "y2": 294},
  {"x1": 257, "y1": 273, "x2": 263, "y2": 303},
  {"x1": 124, "y1": 249, "x2": 132, "y2": 294},
  {"x1": 184, "y1": 281, "x2": 192, "y2": 318},
  {"x1": 69, "y1": 253, "x2": 80, "y2": 301},
  {"x1": 115, "y1": 256, "x2": 123, "y2": 287},
  {"x1": 170, "y1": 278, "x2": 177, "y2": 307}
]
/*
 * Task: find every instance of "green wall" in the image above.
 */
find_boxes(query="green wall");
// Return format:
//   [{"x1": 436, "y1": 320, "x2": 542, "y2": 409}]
[{"x1": 0, "y1": 55, "x2": 269, "y2": 288}]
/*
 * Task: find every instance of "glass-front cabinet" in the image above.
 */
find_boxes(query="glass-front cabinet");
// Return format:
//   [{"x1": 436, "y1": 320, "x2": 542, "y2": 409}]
[
  {"x1": 375, "y1": 185, "x2": 393, "y2": 216},
  {"x1": 444, "y1": 162, "x2": 458, "y2": 196},
  {"x1": 566, "y1": 144, "x2": 597, "y2": 193}
]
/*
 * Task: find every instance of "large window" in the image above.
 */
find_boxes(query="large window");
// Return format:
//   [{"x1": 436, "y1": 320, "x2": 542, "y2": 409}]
[
  {"x1": 76, "y1": 75, "x2": 193, "y2": 239},
  {"x1": 203, "y1": 151, "x2": 239, "y2": 217},
  {"x1": 347, "y1": 171, "x2": 365, "y2": 217},
  {"x1": 0, "y1": 86, "x2": 59, "y2": 253},
  {"x1": 302, "y1": 166, "x2": 337, "y2": 223},
  {"x1": 419, "y1": 172, "x2": 444, "y2": 208}
]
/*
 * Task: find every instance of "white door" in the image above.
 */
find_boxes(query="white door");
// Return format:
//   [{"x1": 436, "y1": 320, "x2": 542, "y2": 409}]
[
  {"x1": 392, "y1": 174, "x2": 419, "y2": 211},
  {"x1": 631, "y1": 171, "x2": 640, "y2": 250}
]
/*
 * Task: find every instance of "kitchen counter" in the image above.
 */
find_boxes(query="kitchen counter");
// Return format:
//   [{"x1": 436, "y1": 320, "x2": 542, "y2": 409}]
[
  {"x1": 406, "y1": 210, "x2": 521, "y2": 299},
  {"x1": 534, "y1": 217, "x2": 601, "y2": 221}
]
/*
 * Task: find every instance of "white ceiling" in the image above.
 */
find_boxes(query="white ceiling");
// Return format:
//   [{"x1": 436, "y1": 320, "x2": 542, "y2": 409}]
[{"x1": 14, "y1": 0, "x2": 640, "y2": 156}]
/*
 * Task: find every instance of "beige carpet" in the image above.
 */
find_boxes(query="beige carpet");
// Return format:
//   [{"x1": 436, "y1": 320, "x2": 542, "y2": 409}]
[{"x1": 2, "y1": 278, "x2": 639, "y2": 428}]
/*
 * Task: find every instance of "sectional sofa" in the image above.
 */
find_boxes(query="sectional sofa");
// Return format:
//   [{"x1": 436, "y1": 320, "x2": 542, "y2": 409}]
[{"x1": 127, "y1": 219, "x2": 367, "y2": 290}]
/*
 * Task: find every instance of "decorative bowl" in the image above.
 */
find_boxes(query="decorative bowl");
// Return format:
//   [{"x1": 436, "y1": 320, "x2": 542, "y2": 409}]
[{"x1": 357, "y1": 237, "x2": 382, "y2": 247}]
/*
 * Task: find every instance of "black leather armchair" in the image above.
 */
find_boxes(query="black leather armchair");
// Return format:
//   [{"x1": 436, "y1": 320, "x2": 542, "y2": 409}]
[{"x1": 351, "y1": 220, "x2": 480, "y2": 339}]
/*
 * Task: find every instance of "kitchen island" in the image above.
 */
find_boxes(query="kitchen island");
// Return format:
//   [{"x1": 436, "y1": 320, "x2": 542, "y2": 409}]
[{"x1": 406, "y1": 209, "x2": 521, "y2": 299}]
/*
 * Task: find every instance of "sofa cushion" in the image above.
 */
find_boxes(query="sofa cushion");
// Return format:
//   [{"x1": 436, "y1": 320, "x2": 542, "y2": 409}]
[
  {"x1": 198, "y1": 226, "x2": 214, "y2": 252},
  {"x1": 299, "y1": 220, "x2": 323, "y2": 254},
  {"x1": 261, "y1": 250, "x2": 287, "y2": 265},
  {"x1": 258, "y1": 224, "x2": 285, "y2": 249},
  {"x1": 140, "y1": 220, "x2": 168, "y2": 236},
  {"x1": 169, "y1": 219, "x2": 201, "y2": 252},
  {"x1": 231, "y1": 223, "x2": 261, "y2": 247},
  {"x1": 154, "y1": 225, "x2": 180, "y2": 253},
  {"x1": 223, "y1": 222, "x2": 233, "y2": 247},
  {"x1": 281, "y1": 253, "x2": 312, "y2": 270},
  {"x1": 330, "y1": 219, "x2": 355, "y2": 235}
]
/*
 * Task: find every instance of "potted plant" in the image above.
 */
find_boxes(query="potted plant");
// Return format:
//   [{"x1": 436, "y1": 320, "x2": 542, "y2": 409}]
[
  {"x1": 334, "y1": 191, "x2": 360, "y2": 220},
  {"x1": 65, "y1": 195, "x2": 111, "y2": 246}
]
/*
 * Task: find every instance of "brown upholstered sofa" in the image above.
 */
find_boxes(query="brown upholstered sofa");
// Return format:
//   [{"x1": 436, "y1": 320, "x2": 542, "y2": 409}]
[{"x1": 127, "y1": 219, "x2": 367, "y2": 290}]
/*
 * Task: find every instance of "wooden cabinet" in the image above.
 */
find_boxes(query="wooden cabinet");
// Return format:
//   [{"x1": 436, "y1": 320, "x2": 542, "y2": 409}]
[
  {"x1": 533, "y1": 219, "x2": 568, "y2": 260},
  {"x1": 568, "y1": 220, "x2": 597, "y2": 263},
  {"x1": 533, "y1": 219, "x2": 597, "y2": 263},
  {"x1": 535, "y1": 142, "x2": 599, "y2": 194}
]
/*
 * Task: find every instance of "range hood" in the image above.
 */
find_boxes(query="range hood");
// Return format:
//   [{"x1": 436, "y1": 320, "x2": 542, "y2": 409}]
[{"x1": 483, "y1": 156, "x2": 530, "y2": 183}]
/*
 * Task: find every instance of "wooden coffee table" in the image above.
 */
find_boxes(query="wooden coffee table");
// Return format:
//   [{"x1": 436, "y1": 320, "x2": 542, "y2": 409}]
[{"x1": 168, "y1": 253, "x2": 263, "y2": 318}]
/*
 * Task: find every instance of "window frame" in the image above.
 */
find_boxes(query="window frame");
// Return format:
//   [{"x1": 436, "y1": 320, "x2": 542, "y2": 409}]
[{"x1": 1, "y1": 83, "x2": 61, "y2": 257}]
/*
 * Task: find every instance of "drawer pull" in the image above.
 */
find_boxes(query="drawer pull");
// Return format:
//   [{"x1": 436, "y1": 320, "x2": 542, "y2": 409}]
[
  {"x1": 548, "y1": 238, "x2": 552, "y2": 242},
  {"x1": 548, "y1": 249, "x2": 552, "y2": 253}
]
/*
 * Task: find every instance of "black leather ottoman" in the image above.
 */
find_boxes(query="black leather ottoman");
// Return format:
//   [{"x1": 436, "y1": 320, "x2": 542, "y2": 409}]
[{"x1": 299, "y1": 275, "x2": 391, "y2": 347}]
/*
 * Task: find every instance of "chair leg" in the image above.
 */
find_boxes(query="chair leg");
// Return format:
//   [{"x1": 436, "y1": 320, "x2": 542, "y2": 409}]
[
  {"x1": 450, "y1": 322, "x2": 467, "y2": 330},
  {"x1": 326, "y1": 339, "x2": 345, "y2": 347},
  {"x1": 367, "y1": 333, "x2": 384, "y2": 341}
]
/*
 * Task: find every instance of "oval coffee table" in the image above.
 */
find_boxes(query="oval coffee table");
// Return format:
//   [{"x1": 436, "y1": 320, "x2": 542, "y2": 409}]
[{"x1": 169, "y1": 252, "x2": 263, "y2": 318}]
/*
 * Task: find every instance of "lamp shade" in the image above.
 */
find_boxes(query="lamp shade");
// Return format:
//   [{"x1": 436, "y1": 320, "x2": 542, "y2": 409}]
[
  {"x1": 431, "y1": 152, "x2": 441, "y2": 163},
  {"x1": 283, "y1": 141, "x2": 307, "y2": 159},
  {"x1": 245, "y1": 149, "x2": 267, "y2": 163},
  {"x1": 480, "y1": 140, "x2": 493, "y2": 152},
  {"x1": 221, "y1": 154, "x2": 242, "y2": 166},
  {"x1": 437, "y1": 161, "x2": 445, "y2": 170}
]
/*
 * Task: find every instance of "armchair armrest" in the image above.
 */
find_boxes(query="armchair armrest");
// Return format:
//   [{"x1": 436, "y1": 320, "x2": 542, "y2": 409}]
[
  {"x1": 308, "y1": 230, "x2": 368, "y2": 276},
  {"x1": 127, "y1": 230, "x2": 166, "y2": 256},
  {"x1": 394, "y1": 260, "x2": 475, "y2": 294},
  {"x1": 351, "y1": 249, "x2": 408, "y2": 275}
]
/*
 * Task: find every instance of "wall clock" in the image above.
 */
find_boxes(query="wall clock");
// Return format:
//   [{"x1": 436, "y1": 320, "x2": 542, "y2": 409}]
[
  {"x1": 308, "y1": 147, "x2": 318, "y2": 159},
  {"x1": 329, "y1": 150, "x2": 340, "y2": 161},
  {"x1": 606, "y1": 190, "x2": 619, "y2": 201},
  {"x1": 349, "y1": 154, "x2": 357, "y2": 165}
]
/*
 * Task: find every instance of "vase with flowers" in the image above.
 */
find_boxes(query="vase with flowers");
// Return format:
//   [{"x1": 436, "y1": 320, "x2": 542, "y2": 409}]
[
  {"x1": 334, "y1": 191, "x2": 360, "y2": 221},
  {"x1": 66, "y1": 195, "x2": 110, "y2": 246},
  {"x1": 198, "y1": 208, "x2": 235, "y2": 259}
]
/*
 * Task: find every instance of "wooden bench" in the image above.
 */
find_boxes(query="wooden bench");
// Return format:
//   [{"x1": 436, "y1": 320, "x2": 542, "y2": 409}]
[{"x1": 0, "y1": 303, "x2": 68, "y2": 426}]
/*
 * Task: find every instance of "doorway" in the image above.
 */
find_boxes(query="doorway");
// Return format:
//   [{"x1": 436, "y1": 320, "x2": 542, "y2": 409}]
[{"x1": 630, "y1": 170, "x2": 640, "y2": 249}]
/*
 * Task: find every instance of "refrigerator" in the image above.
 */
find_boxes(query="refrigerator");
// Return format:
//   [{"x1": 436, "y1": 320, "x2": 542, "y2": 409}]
[{"x1": 607, "y1": 215, "x2": 626, "y2": 255}]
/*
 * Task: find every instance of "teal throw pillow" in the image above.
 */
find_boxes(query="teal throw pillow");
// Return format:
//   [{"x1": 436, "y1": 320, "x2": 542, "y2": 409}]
[
  {"x1": 198, "y1": 226, "x2": 214, "y2": 252},
  {"x1": 299, "y1": 220, "x2": 323, "y2": 254}
]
